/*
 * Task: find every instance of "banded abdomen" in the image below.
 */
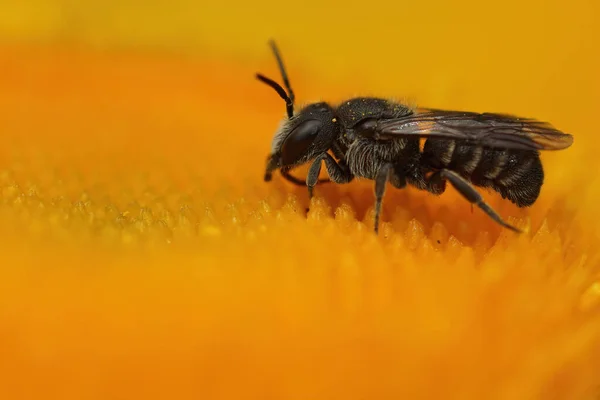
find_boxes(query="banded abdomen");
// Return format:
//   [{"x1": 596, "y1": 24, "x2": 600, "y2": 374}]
[{"x1": 421, "y1": 139, "x2": 544, "y2": 207}]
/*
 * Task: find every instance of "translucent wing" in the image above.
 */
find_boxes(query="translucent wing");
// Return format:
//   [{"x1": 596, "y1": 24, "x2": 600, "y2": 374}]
[{"x1": 375, "y1": 108, "x2": 574, "y2": 151}]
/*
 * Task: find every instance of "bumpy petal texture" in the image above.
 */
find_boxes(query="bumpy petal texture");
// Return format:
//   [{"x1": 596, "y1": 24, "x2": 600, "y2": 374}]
[{"x1": 1, "y1": 1, "x2": 600, "y2": 399}]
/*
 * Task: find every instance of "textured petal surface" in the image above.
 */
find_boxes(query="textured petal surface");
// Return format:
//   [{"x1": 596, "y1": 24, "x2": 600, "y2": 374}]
[{"x1": 0, "y1": 1, "x2": 599, "y2": 399}]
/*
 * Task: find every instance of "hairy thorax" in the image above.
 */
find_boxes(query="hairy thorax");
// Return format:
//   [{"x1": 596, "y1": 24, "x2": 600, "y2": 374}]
[{"x1": 345, "y1": 137, "x2": 412, "y2": 180}]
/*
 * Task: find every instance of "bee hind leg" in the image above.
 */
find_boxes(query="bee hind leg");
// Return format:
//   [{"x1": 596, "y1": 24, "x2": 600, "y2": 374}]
[{"x1": 430, "y1": 169, "x2": 522, "y2": 233}]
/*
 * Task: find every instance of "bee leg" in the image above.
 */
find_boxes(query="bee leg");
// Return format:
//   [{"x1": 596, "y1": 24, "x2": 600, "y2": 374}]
[
  {"x1": 432, "y1": 169, "x2": 522, "y2": 233},
  {"x1": 373, "y1": 164, "x2": 407, "y2": 234},
  {"x1": 281, "y1": 168, "x2": 330, "y2": 186},
  {"x1": 374, "y1": 164, "x2": 406, "y2": 234},
  {"x1": 307, "y1": 153, "x2": 353, "y2": 200}
]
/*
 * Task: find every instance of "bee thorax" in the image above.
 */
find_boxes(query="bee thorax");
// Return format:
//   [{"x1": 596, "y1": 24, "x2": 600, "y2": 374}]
[{"x1": 345, "y1": 138, "x2": 412, "y2": 180}]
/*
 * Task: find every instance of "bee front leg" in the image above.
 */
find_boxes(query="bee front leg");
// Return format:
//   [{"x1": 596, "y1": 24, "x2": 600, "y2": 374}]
[{"x1": 307, "y1": 153, "x2": 353, "y2": 200}]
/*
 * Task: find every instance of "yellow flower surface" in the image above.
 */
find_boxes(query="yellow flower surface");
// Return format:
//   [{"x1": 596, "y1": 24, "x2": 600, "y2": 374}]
[{"x1": 1, "y1": 1, "x2": 600, "y2": 399}]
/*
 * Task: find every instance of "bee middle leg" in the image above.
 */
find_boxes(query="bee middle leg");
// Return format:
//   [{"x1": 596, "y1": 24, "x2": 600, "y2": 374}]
[
  {"x1": 307, "y1": 153, "x2": 353, "y2": 199},
  {"x1": 374, "y1": 163, "x2": 407, "y2": 234},
  {"x1": 428, "y1": 169, "x2": 521, "y2": 233}
]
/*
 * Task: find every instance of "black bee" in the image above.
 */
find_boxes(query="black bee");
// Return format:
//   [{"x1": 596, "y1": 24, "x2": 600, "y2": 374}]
[{"x1": 256, "y1": 40, "x2": 574, "y2": 234}]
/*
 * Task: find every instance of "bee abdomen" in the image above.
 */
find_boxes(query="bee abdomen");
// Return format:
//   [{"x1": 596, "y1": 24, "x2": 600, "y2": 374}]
[
  {"x1": 470, "y1": 148, "x2": 543, "y2": 207},
  {"x1": 422, "y1": 140, "x2": 484, "y2": 175},
  {"x1": 423, "y1": 140, "x2": 544, "y2": 208},
  {"x1": 491, "y1": 151, "x2": 544, "y2": 207}
]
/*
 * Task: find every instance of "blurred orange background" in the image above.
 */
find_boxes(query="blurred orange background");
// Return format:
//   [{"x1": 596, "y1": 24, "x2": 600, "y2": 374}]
[{"x1": 0, "y1": 1, "x2": 599, "y2": 399}]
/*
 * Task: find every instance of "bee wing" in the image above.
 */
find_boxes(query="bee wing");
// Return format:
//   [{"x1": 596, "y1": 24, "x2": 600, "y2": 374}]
[{"x1": 376, "y1": 108, "x2": 574, "y2": 151}]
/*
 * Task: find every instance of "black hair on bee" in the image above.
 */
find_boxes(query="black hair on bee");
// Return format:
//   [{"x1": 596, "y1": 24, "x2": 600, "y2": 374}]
[{"x1": 256, "y1": 40, "x2": 574, "y2": 234}]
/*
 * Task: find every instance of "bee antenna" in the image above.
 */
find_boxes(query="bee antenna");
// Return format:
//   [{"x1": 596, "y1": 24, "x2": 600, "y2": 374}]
[
  {"x1": 256, "y1": 73, "x2": 294, "y2": 119},
  {"x1": 268, "y1": 40, "x2": 295, "y2": 104},
  {"x1": 255, "y1": 39, "x2": 295, "y2": 119}
]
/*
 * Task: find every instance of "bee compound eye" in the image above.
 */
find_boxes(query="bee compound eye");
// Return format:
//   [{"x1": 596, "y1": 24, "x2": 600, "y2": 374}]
[{"x1": 281, "y1": 119, "x2": 322, "y2": 164}]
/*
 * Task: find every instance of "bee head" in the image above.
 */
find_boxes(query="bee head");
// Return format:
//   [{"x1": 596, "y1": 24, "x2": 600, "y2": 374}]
[
  {"x1": 256, "y1": 40, "x2": 338, "y2": 182},
  {"x1": 263, "y1": 103, "x2": 338, "y2": 181}
]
